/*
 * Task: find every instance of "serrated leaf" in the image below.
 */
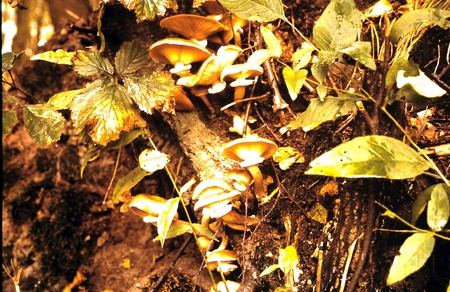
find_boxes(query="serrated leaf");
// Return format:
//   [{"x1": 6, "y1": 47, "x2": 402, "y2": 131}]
[
  {"x1": 71, "y1": 80, "x2": 146, "y2": 146},
  {"x1": 282, "y1": 67, "x2": 308, "y2": 101},
  {"x1": 390, "y1": 8, "x2": 450, "y2": 44},
  {"x1": 313, "y1": 0, "x2": 361, "y2": 51},
  {"x1": 217, "y1": 0, "x2": 284, "y2": 22},
  {"x1": 340, "y1": 41, "x2": 376, "y2": 70},
  {"x1": 412, "y1": 183, "x2": 450, "y2": 225},
  {"x1": 118, "y1": 0, "x2": 177, "y2": 22},
  {"x1": 115, "y1": 41, "x2": 148, "y2": 75},
  {"x1": 427, "y1": 184, "x2": 450, "y2": 232},
  {"x1": 305, "y1": 135, "x2": 430, "y2": 179},
  {"x1": 286, "y1": 94, "x2": 361, "y2": 131},
  {"x1": 30, "y1": 49, "x2": 76, "y2": 65},
  {"x1": 261, "y1": 25, "x2": 282, "y2": 58},
  {"x1": 112, "y1": 166, "x2": 152, "y2": 202},
  {"x1": 23, "y1": 104, "x2": 65, "y2": 145},
  {"x1": 125, "y1": 71, "x2": 175, "y2": 114},
  {"x1": 2, "y1": 109, "x2": 18, "y2": 138},
  {"x1": 292, "y1": 47, "x2": 315, "y2": 70},
  {"x1": 73, "y1": 51, "x2": 114, "y2": 76},
  {"x1": 157, "y1": 197, "x2": 180, "y2": 247},
  {"x1": 260, "y1": 264, "x2": 280, "y2": 277},
  {"x1": 48, "y1": 89, "x2": 84, "y2": 110},
  {"x1": 386, "y1": 233, "x2": 435, "y2": 286},
  {"x1": 139, "y1": 149, "x2": 169, "y2": 172}
]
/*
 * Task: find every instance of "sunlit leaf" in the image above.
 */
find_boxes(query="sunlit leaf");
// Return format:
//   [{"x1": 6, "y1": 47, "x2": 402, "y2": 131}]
[
  {"x1": 71, "y1": 79, "x2": 146, "y2": 146},
  {"x1": 2, "y1": 93, "x2": 19, "y2": 105},
  {"x1": 412, "y1": 183, "x2": 450, "y2": 225},
  {"x1": 396, "y1": 69, "x2": 446, "y2": 98},
  {"x1": 118, "y1": 0, "x2": 177, "y2": 22},
  {"x1": 427, "y1": 184, "x2": 450, "y2": 232},
  {"x1": 386, "y1": 233, "x2": 435, "y2": 286},
  {"x1": 157, "y1": 197, "x2": 180, "y2": 246},
  {"x1": 292, "y1": 46, "x2": 315, "y2": 70},
  {"x1": 386, "y1": 55, "x2": 420, "y2": 87},
  {"x1": 273, "y1": 146, "x2": 305, "y2": 170},
  {"x1": 311, "y1": 62, "x2": 329, "y2": 84},
  {"x1": 112, "y1": 166, "x2": 152, "y2": 202},
  {"x1": 124, "y1": 71, "x2": 175, "y2": 114},
  {"x1": 278, "y1": 245, "x2": 299, "y2": 275},
  {"x1": 286, "y1": 94, "x2": 361, "y2": 131},
  {"x1": 115, "y1": 41, "x2": 148, "y2": 76},
  {"x1": 306, "y1": 135, "x2": 430, "y2": 179},
  {"x1": 2, "y1": 51, "x2": 24, "y2": 72},
  {"x1": 261, "y1": 25, "x2": 282, "y2": 58},
  {"x1": 48, "y1": 89, "x2": 84, "y2": 110},
  {"x1": 390, "y1": 8, "x2": 450, "y2": 44},
  {"x1": 313, "y1": 0, "x2": 360, "y2": 51},
  {"x1": 365, "y1": 0, "x2": 393, "y2": 18},
  {"x1": 319, "y1": 180, "x2": 339, "y2": 197},
  {"x1": 30, "y1": 49, "x2": 76, "y2": 65},
  {"x1": 120, "y1": 258, "x2": 131, "y2": 269},
  {"x1": 217, "y1": 0, "x2": 284, "y2": 22},
  {"x1": 340, "y1": 41, "x2": 376, "y2": 70},
  {"x1": 282, "y1": 67, "x2": 308, "y2": 101},
  {"x1": 2, "y1": 109, "x2": 17, "y2": 138},
  {"x1": 308, "y1": 202, "x2": 328, "y2": 224},
  {"x1": 23, "y1": 104, "x2": 65, "y2": 145},
  {"x1": 260, "y1": 264, "x2": 280, "y2": 277},
  {"x1": 73, "y1": 51, "x2": 114, "y2": 76},
  {"x1": 180, "y1": 178, "x2": 196, "y2": 196},
  {"x1": 139, "y1": 149, "x2": 169, "y2": 172}
]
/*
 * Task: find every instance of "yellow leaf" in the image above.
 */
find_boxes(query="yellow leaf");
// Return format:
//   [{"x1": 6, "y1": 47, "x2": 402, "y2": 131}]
[
  {"x1": 319, "y1": 180, "x2": 339, "y2": 197},
  {"x1": 308, "y1": 203, "x2": 328, "y2": 224},
  {"x1": 120, "y1": 258, "x2": 131, "y2": 269}
]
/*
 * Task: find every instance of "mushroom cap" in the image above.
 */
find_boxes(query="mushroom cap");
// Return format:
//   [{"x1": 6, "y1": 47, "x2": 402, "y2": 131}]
[
  {"x1": 172, "y1": 86, "x2": 194, "y2": 111},
  {"x1": 206, "y1": 249, "x2": 238, "y2": 263},
  {"x1": 222, "y1": 137, "x2": 278, "y2": 167},
  {"x1": 148, "y1": 38, "x2": 212, "y2": 70},
  {"x1": 192, "y1": 178, "x2": 234, "y2": 200},
  {"x1": 212, "y1": 280, "x2": 241, "y2": 292},
  {"x1": 194, "y1": 190, "x2": 241, "y2": 212},
  {"x1": 160, "y1": 14, "x2": 228, "y2": 42},
  {"x1": 129, "y1": 194, "x2": 171, "y2": 218}
]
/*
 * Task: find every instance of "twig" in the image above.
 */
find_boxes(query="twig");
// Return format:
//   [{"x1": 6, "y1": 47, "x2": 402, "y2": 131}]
[{"x1": 104, "y1": 148, "x2": 121, "y2": 204}]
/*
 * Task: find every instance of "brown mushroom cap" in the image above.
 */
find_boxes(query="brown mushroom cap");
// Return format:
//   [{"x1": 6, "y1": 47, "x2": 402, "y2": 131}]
[
  {"x1": 160, "y1": 14, "x2": 228, "y2": 44},
  {"x1": 148, "y1": 38, "x2": 212, "y2": 74},
  {"x1": 221, "y1": 137, "x2": 278, "y2": 168},
  {"x1": 128, "y1": 194, "x2": 173, "y2": 218}
]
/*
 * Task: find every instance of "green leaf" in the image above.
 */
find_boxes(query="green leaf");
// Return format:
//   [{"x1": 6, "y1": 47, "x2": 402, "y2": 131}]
[
  {"x1": 48, "y1": 89, "x2": 84, "y2": 110},
  {"x1": 278, "y1": 245, "x2": 299, "y2": 275},
  {"x1": 340, "y1": 41, "x2": 376, "y2": 70},
  {"x1": 157, "y1": 197, "x2": 180, "y2": 247},
  {"x1": 282, "y1": 67, "x2": 308, "y2": 101},
  {"x1": 260, "y1": 264, "x2": 280, "y2": 277},
  {"x1": 286, "y1": 94, "x2": 361, "y2": 131},
  {"x1": 118, "y1": 0, "x2": 177, "y2": 22},
  {"x1": 138, "y1": 149, "x2": 169, "y2": 172},
  {"x1": 112, "y1": 166, "x2": 152, "y2": 202},
  {"x1": 396, "y1": 70, "x2": 446, "y2": 98},
  {"x1": 2, "y1": 51, "x2": 24, "y2": 72},
  {"x1": 2, "y1": 93, "x2": 20, "y2": 105},
  {"x1": 292, "y1": 47, "x2": 315, "y2": 70},
  {"x1": 390, "y1": 8, "x2": 450, "y2": 44},
  {"x1": 2, "y1": 109, "x2": 18, "y2": 138},
  {"x1": 273, "y1": 146, "x2": 305, "y2": 170},
  {"x1": 124, "y1": 71, "x2": 175, "y2": 114},
  {"x1": 73, "y1": 51, "x2": 114, "y2": 76},
  {"x1": 305, "y1": 135, "x2": 430, "y2": 179},
  {"x1": 427, "y1": 184, "x2": 450, "y2": 232},
  {"x1": 261, "y1": 25, "x2": 282, "y2": 58},
  {"x1": 386, "y1": 55, "x2": 420, "y2": 88},
  {"x1": 313, "y1": 0, "x2": 361, "y2": 51},
  {"x1": 115, "y1": 41, "x2": 148, "y2": 76},
  {"x1": 23, "y1": 104, "x2": 65, "y2": 145},
  {"x1": 217, "y1": 0, "x2": 284, "y2": 22},
  {"x1": 71, "y1": 80, "x2": 147, "y2": 146},
  {"x1": 30, "y1": 49, "x2": 75, "y2": 65},
  {"x1": 386, "y1": 233, "x2": 435, "y2": 286},
  {"x1": 412, "y1": 183, "x2": 450, "y2": 225}
]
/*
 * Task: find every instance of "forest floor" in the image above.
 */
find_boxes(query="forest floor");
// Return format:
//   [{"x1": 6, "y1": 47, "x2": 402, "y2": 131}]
[{"x1": 2, "y1": 1, "x2": 450, "y2": 292}]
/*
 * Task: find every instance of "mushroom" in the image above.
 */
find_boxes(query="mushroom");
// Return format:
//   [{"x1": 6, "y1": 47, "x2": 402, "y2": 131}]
[
  {"x1": 221, "y1": 210, "x2": 260, "y2": 231},
  {"x1": 127, "y1": 194, "x2": 178, "y2": 223},
  {"x1": 225, "y1": 169, "x2": 252, "y2": 191},
  {"x1": 148, "y1": 38, "x2": 212, "y2": 76},
  {"x1": 206, "y1": 249, "x2": 239, "y2": 275},
  {"x1": 212, "y1": 280, "x2": 241, "y2": 292},
  {"x1": 221, "y1": 136, "x2": 278, "y2": 201},
  {"x1": 159, "y1": 14, "x2": 228, "y2": 47},
  {"x1": 172, "y1": 85, "x2": 194, "y2": 111},
  {"x1": 177, "y1": 45, "x2": 242, "y2": 94}
]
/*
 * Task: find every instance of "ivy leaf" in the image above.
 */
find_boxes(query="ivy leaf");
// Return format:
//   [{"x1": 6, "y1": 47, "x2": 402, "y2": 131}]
[
  {"x1": 71, "y1": 79, "x2": 147, "y2": 146},
  {"x1": 390, "y1": 8, "x2": 450, "y2": 44},
  {"x1": 286, "y1": 93, "x2": 361, "y2": 131},
  {"x1": 282, "y1": 67, "x2": 308, "y2": 101},
  {"x1": 118, "y1": 0, "x2": 177, "y2": 22},
  {"x1": 30, "y1": 49, "x2": 75, "y2": 65},
  {"x1": 313, "y1": 0, "x2": 360, "y2": 52},
  {"x1": 292, "y1": 46, "x2": 315, "y2": 70},
  {"x1": 112, "y1": 166, "x2": 152, "y2": 202},
  {"x1": 157, "y1": 197, "x2": 180, "y2": 247},
  {"x1": 386, "y1": 233, "x2": 435, "y2": 286},
  {"x1": 261, "y1": 25, "x2": 282, "y2": 58},
  {"x1": 48, "y1": 89, "x2": 84, "y2": 110},
  {"x1": 427, "y1": 184, "x2": 450, "y2": 232},
  {"x1": 2, "y1": 109, "x2": 18, "y2": 138},
  {"x1": 124, "y1": 71, "x2": 175, "y2": 114},
  {"x1": 23, "y1": 104, "x2": 65, "y2": 145},
  {"x1": 217, "y1": 0, "x2": 284, "y2": 22},
  {"x1": 115, "y1": 41, "x2": 148, "y2": 76},
  {"x1": 412, "y1": 183, "x2": 450, "y2": 226},
  {"x1": 340, "y1": 41, "x2": 376, "y2": 70},
  {"x1": 138, "y1": 149, "x2": 169, "y2": 172},
  {"x1": 305, "y1": 135, "x2": 430, "y2": 179},
  {"x1": 73, "y1": 51, "x2": 114, "y2": 76}
]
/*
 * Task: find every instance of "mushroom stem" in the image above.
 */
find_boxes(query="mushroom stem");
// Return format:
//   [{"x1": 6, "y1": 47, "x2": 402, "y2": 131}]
[
  {"x1": 233, "y1": 86, "x2": 246, "y2": 103},
  {"x1": 246, "y1": 165, "x2": 266, "y2": 201}
]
